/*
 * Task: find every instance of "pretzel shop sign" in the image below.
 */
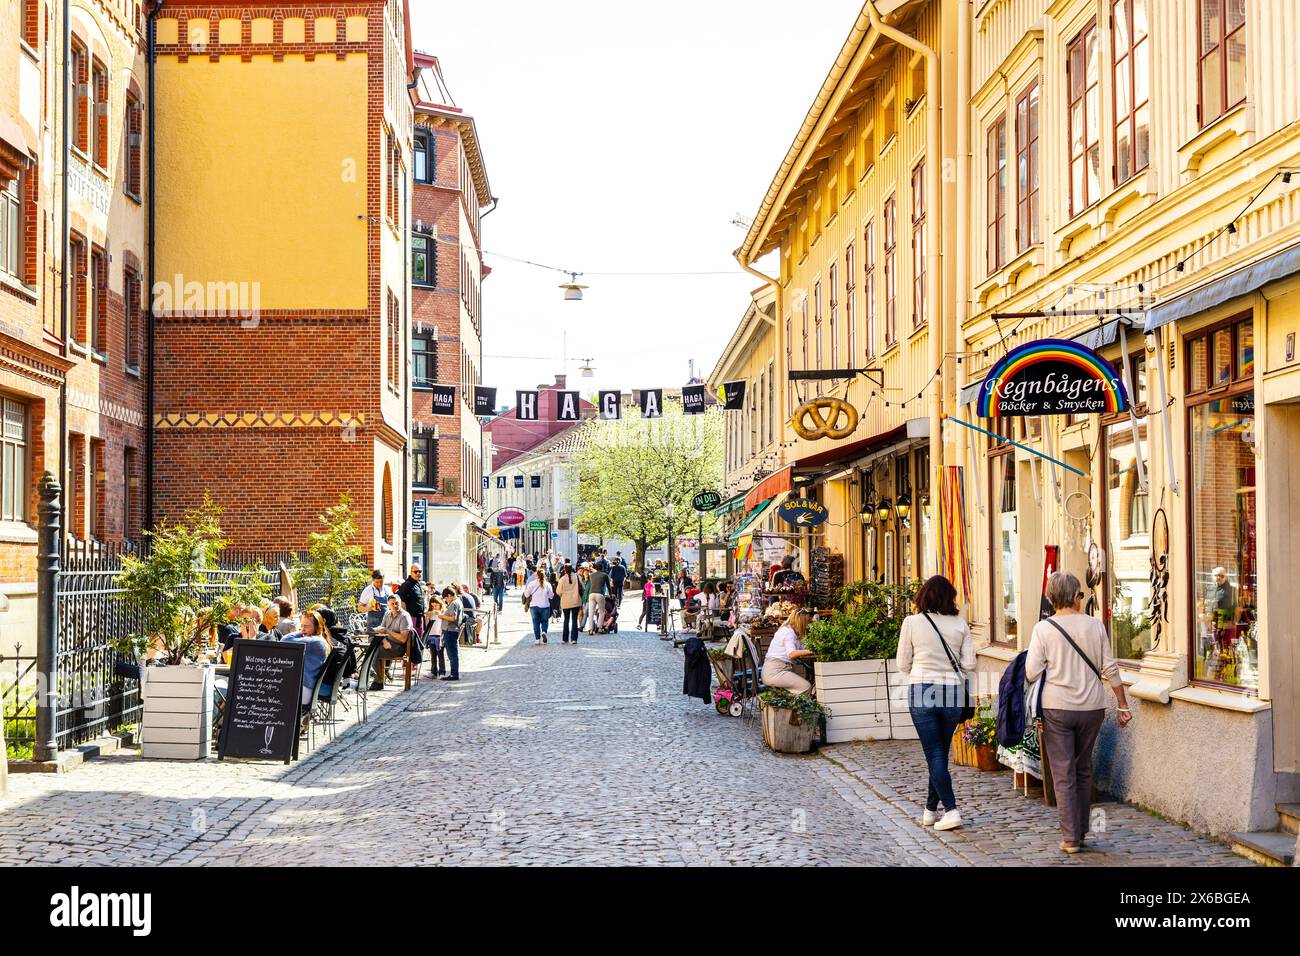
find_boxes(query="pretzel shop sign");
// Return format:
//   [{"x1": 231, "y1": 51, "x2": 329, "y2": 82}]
[{"x1": 976, "y1": 339, "x2": 1130, "y2": 417}]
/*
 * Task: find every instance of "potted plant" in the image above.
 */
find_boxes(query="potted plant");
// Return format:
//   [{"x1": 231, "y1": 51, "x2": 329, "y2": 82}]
[
  {"x1": 758, "y1": 689, "x2": 828, "y2": 754},
  {"x1": 954, "y1": 716, "x2": 1001, "y2": 771},
  {"x1": 804, "y1": 580, "x2": 917, "y2": 742},
  {"x1": 114, "y1": 496, "x2": 269, "y2": 759}
]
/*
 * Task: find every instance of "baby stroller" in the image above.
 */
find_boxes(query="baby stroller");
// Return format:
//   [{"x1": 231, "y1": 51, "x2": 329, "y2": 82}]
[{"x1": 594, "y1": 601, "x2": 619, "y2": 634}]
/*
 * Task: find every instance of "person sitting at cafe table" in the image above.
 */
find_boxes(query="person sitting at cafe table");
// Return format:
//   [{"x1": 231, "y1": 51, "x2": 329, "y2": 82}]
[
  {"x1": 762, "y1": 608, "x2": 815, "y2": 694},
  {"x1": 259, "y1": 602, "x2": 281, "y2": 636},
  {"x1": 281, "y1": 610, "x2": 333, "y2": 708},
  {"x1": 272, "y1": 597, "x2": 298, "y2": 637},
  {"x1": 370, "y1": 594, "x2": 413, "y2": 690}
]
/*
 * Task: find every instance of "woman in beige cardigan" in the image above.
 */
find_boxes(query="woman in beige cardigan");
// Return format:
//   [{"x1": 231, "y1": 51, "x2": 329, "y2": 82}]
[{"x1": 555, "y1": 565, "x2": 583, "y2": 645}]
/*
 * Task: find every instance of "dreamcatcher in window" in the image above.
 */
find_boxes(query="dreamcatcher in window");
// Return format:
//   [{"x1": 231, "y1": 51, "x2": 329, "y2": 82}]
[{"x1": 1149, "y1": 507, "x2": 1170, "y2": 652}]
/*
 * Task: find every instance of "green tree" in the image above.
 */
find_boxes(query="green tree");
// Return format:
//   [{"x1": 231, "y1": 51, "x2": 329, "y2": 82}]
[
  {"x1": 569, "y1": 402, "x2": 724, "y2": 575},
  {"x1": 294, "y1": 493, "x2": 373, "y2": 610},
  {"x1": 114, "y1": 495, "x2": 269, "y2": 663}
]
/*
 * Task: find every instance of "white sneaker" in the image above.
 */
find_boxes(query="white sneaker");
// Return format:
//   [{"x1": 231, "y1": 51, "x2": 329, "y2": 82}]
[
  {"x1": 922, "y1": 810, "x2": 938, "y2": 827},
  {"x1": 533, "y1": 638, "x2": 541, "y2": 645},
  {"x1": 933, "y1": 809, "x2": 963, "y2": 831}
]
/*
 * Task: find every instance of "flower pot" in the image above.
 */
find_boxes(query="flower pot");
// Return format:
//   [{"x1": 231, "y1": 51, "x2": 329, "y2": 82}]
[
  {"x1": 140, "y1": 664, "x2": 214, "y2": 760},
  {"x1": 972, "y1": 744, "x2": 1001, "y2": 772},
  {"x1": 761, "y1": 701, "x2": 816, "y2": 754},
  {"x1": 814, "y1": 659, "x2": 890, "y2": 742}
]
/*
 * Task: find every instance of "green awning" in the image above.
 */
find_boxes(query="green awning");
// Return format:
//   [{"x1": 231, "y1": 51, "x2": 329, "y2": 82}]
[
  {"x1": 727, "y1": 495, "x2": 780, "y2": 544},
  {"x1": 712, "y1": 493, "x2": 747, "y2": 518}
]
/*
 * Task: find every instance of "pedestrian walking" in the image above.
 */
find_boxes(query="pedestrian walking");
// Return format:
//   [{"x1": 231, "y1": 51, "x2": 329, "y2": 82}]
[
  {"x1": 896, "y1": 575, "x2": 975, "y2": 832},
  {"x1": 524, "y1": 569, "x2": 555, "y2": 644},
  {"x1": 490, "y1": 562, "x2": 507, "y2": 612},
  {"x1": 609, "y1": 556, "x2": 627, "y2": 608},
  {"x1": 1027, "y1": 571, "x2": 1132, "y2": 854},
  {"x1": 586, "y1": 564, "x2": 609, "y2": 634},
  {"x1": 637, "y1": 576, "x2": 655, "y2": 629},
  {"x1": 436, "y1": 587, "x2": 463, "y2": 681},
  {"x1": 556, "y1": 564, "x2": 582, "y2": 644}
]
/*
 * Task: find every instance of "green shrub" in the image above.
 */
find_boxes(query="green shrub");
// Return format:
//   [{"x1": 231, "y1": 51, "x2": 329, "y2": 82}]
[
  {"x1": 804, "y1": 579, "x2": 918, "y2": 662},
  {"x1": 759, "y1": 688, "x2": 829, "y2": 725}
]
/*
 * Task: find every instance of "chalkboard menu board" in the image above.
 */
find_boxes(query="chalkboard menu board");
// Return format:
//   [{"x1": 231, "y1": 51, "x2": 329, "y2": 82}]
[
  {"x1": 218, "y1": 639, "x2": 306, "y2": 764},
  {"x1": 646, "y1": 594, "x2": 665, "y2": 626}
]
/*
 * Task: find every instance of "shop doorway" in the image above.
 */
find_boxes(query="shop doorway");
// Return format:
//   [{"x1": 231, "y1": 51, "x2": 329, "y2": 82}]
[{"x1": 1265, "y1": 400, "x2": 1300, "y2": 773}]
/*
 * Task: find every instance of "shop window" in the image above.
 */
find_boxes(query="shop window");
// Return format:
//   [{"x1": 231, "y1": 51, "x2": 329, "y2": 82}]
[
  {"x1": 1015, "y1": 81, "x2": 1040, "y2": 252},
  {"x1": 0, "y1": 397, "x2": 28, "y2": 523},
  {"x1": 987, "y1": 116, "x2": 1007, "y2": 274},
  {"x1": 1112, "y1": 0, "x2": 1150, "y2": 185},
  {"x1": 1067, "y1": 20, "x2": 1101, "y2": 216},
  {"x1": 1105, "y1": 420, "x2": 1153, "y2": 662},
  {"x1": 990, "y1": 450, "x2": 1018, "y2": 645},
  {"x1": 1198, "y1": 0, "x2": 1246, "y2": 127},
  {"x1": 915, "y1": 447, "x2": 932, "y2": 580}
]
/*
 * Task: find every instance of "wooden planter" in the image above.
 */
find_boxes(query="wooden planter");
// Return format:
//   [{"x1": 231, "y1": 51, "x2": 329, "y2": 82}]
[
  {"x1": 951, "y1": 722, "x2": 1001, "y2": 771},
  {"x1": 140, "y1": 665, "x2": 213, "y2": 760},
  {"x1": 761, "y1": 701, "x2": 817, "y2": 754}
]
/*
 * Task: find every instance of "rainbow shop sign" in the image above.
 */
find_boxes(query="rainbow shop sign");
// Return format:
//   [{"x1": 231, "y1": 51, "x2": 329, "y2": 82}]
[{"x1": 976, "y1": 338, "x2": 1129, "y2": 417}]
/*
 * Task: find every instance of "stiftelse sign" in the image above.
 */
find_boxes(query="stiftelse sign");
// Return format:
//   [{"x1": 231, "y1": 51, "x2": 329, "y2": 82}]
[{"x1": 497, "y1": 508, "x2": 526, "y2": 527}]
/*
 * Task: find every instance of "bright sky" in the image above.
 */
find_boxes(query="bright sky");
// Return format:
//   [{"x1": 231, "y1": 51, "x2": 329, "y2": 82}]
[{"x1": 409, "y1": 0, "x2": 864, "y2": 402}]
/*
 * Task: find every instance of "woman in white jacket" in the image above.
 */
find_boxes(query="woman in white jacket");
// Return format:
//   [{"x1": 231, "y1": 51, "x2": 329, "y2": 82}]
[{"x1": 895, "y1": 575, "x2": 976, "y2": 832}]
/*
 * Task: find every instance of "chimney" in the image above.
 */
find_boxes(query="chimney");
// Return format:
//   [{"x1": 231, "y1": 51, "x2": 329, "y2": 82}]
[{"x1": 555, "y1": 374, "x2": 567, "y2": 388}]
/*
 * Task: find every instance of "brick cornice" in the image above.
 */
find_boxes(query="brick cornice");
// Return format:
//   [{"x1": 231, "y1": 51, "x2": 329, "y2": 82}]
[{"x1": 0, "y1": 330, "x2": 75, "y2": 389}]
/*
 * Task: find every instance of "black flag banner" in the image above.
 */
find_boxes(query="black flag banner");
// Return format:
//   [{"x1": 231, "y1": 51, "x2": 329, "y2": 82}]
[
  {"x1": 598, "y1": 391, "x2": 621, "y2": 420},
  {"x1": 555, "y1": 391, "x2": 581, "y2": 421},
  {"x1": 719, "y1": 381, "x2": 746, "y2": 410},
  {"x1": 682, "y1": 384, "x2": 707, "y2": 414},
  {"x1": 516, "y1": 390, "x2": 539, "y2": 421},
  {"x1": 429, "y1": 384, "x2": 456, "y2": 416},
  {"x1": 473, "y1": 386, "x2": 497, "y2": 416},
  {"x1": 640, "y1": 388, "x2": 663, "y2": 419}
]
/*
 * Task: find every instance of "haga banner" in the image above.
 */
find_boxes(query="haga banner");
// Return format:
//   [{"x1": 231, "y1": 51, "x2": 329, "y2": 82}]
[
  {"x1": 682, "y1": 384, "x2": 707, "y2": 415},
  {"x1": 530, "y1": 475, "x2": 541, "y2": 488},
  {"x1": 428, "y1": 384, "x2": 456, "y2": 416},
  {"x1": 640, "y1": 388, "x2": 663, "y2": 419},
  {"x1": 718, "y1": 380, "x2": 746, "y2": 410},
  {"x1": 514, "y1": 475, "x2": 525, "y2": 489},
  {"x1": 516, "y1": 390, "x2": 539, "y2": 421},
  {"x1": 976, "y1": 339, "x2": 1129, "y2": 417},
  {"x1": 473, "y1": 386, "x2": 497, "y2": 416},
  {"x1": 555, "y1": 390, "x2": 581, "y2": 421},
  {"x1": 598, "y1": 391, "x2": 621, "y2": 420}
]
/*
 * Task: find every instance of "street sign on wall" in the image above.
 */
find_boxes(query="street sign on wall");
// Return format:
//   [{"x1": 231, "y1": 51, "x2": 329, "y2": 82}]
[
  {"x1": 528, "y1": 520, "x2": 547, "y2": 531},
  {"x1": 411, "y1": 499, "x2": 427, "y2": 532},
  {"x1": 692, "y1": 490, "x2": 722, "y2": 512}
]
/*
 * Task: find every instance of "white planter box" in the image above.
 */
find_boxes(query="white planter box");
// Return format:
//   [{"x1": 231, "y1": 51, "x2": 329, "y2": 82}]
[
  {"x1": 814, "y1": 659, "x2": 923, "y2": 741},
  {"x1": 140, "y1": 665, "x2": 213, "y2": 760}
]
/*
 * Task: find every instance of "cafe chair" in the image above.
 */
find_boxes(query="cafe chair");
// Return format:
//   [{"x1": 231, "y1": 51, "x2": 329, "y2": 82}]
[
  {"x1": 302, "y1": 662, "x2": 332, "y2": 752},
  {"x1": 354, "y1": 640, "x2": 384, "y2": 724},
  {"x1": 310, "y1": 647, "x2": 351, "y2": 746}
]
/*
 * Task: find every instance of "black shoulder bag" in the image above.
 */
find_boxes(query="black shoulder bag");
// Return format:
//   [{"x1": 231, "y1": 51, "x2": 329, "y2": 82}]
[
  {"x1": 923, "y1": 613, "x2": 975, "y2": 721},
  {"x1": 1045, "y1": 618, "x2": 1104, "y2": 685}
]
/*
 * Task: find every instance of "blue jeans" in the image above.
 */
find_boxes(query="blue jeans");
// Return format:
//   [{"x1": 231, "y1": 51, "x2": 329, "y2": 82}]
[
  {"x1": 530, "y1": 606, "x2": 551, "y2": 640},
  {"x1": 908, "y1": 682, "x2": 965, "y2": 813},
  {"x1": 561, "y1": 607, "x2": 580, "y2": 643},
  {"x1": 442, "y1": 630, "x2": 460, "y2": 678},
  {"x1": 493, "y1": 585, "x2": 505, "y2": 611}
]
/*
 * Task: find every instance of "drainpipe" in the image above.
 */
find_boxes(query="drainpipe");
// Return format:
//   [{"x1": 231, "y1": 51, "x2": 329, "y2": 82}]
[
  {"x1": 145, "y1": 0, "x2": 163, "y2": 532},
  {"x1": 864, "y1": 1, "x2": 943, "y2": 498},
  {"x1": 953, "y1": 0, "x2": 971, "y2": 527},
  {"x1": 734, "y1": 257, "x2": 783, "y2": 464},
  {"x1": 57, "y1": 0, "x2": 72, "y2": 534}
]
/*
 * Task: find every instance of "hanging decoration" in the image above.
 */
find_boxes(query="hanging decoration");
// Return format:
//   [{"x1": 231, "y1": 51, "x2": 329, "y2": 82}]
[
  {"x1": 428, "y1": 384, "x2": 456, "y2": 416},
  {"x1": 639, "y1": 388, "x2": 663, "y2": 418},
  {"x1": 718, "y1": 381, "x2": 747, "y2": 410},
  {"x1": 473, "y1": 386, "x2": 497, "y2": 416},
  {"x1": 556, "y1": 391, "x2": 581, "y2": 421},
  {"x1": 516, "y1": 390, "x2": 539, "y2": 421},
  {"x1": 791, "y1": 397, "x2": 858, "y2": 441},
  {"x1": 682, "y1": 384, "x2": 707, "y2": 415},
  {"x1": 598, "y1": 390, "x2": 621, "y2": 420},
  {"x1": 1063, "y1": 491, "x2": 1092, "y2": 552},
  {"x1": 1149, "y1": 507, "x2": 1170, "y2": 652},
  {"x1": 977, "y1": 339, "x2": 1130, "y2": 417},
  {"x1": 937, "y1": 466, "x2": 973, "y2": 604}
]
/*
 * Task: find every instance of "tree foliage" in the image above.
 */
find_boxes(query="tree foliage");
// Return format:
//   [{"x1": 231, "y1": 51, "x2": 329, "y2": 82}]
[
  {"x1": 294, "y1": 493, "x2": 373, "y2": 610},
  {"x1": 114, "y1": 495, "x2": 269, "y2": 663},
  {"x1": 569, "y1": 402, "x2": 724, "y2": 573}
]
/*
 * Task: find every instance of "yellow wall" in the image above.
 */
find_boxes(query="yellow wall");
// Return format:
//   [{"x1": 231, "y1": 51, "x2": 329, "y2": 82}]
[{"x1": 155, "y1": 54, "x2": 369, "y2": 310}]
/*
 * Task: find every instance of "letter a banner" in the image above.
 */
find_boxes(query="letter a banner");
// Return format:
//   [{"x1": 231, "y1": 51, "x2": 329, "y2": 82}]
[
  {"x1": 718, "y1": 381, "x2": 746, "y2": 410},
  {"x1": 640, "y1": 388, "x2": 663, "y2": 419},
  {"x1": 516, "y1": 390, "x2": 539, "y2": 421},
  {"x1": 598, "y1": 390, "x2": 621, "y2": 420},
  {"x1": 555, "y1": 391, "x2": 581, "y2": 422}
]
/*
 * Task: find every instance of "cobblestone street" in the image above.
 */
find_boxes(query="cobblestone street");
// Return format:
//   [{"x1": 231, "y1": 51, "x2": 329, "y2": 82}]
[{"x1": 0, "y1": 602, "x2": 1250, "y2": 866}]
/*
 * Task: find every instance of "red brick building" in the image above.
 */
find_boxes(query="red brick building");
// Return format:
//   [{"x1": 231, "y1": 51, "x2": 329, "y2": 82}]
[{"x1": 409, "y1": 53, "x2": 498, "y2": 583}]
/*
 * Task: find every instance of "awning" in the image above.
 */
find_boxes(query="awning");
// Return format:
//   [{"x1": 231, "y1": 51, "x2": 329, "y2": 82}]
[
  {"x1": 727, "y1": 492, "x2": 788, "y2": 544},
  {"x1": 744, "y1": 465, "x2": 792, "y2": 512},
  {"x1": 712, "y1": 493, "x2": 747, "y2": 518},
  {"x1": 1146, "y1": 241, "x2": 1300, "y2": 331},
  {"x1": 1071, "y1": 314, "x2": 1143, "y2": 350},
  {"x1": 469, "y1": 522, "x2": 510, "y2": 552},
  {"x1": 958, "y1": 379, "x2": 984, "y2": 406}
]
